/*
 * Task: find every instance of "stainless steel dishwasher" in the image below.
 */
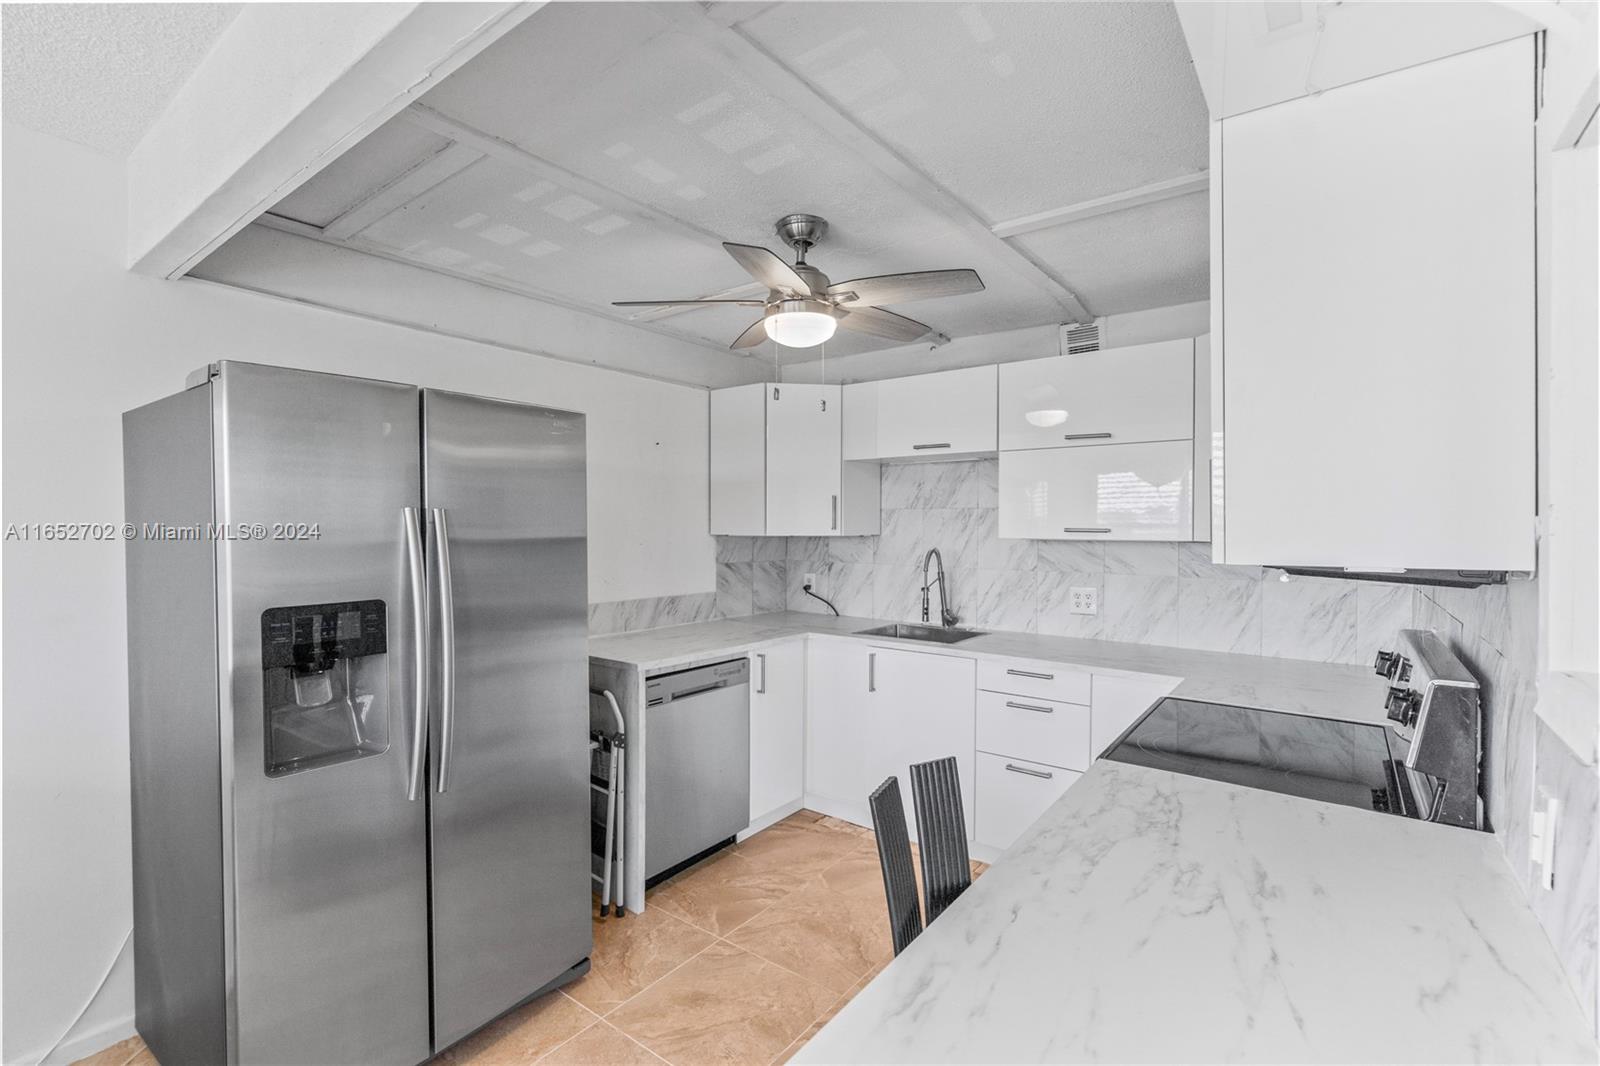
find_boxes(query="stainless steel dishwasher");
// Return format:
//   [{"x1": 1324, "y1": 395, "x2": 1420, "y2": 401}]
[{"x1": 644, "y1": 658, "x2": 751, "y2": 882}]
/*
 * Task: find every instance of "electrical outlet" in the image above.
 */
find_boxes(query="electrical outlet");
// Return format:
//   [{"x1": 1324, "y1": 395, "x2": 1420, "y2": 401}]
[
  {"x1": 1530, "y1": 791, "x2": 1559, "y2": 891},
  {"x1": 1069, "y1": 586, "x2": 1099, "y2": 615},
  {"x1": 804, "y1": 572, "x2": 818, "y2": 588}
]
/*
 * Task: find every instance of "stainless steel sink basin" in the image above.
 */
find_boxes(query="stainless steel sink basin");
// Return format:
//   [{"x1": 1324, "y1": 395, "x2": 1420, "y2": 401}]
[{"x1": 854, "y1": 623, "x2": 986, "y2": 644}]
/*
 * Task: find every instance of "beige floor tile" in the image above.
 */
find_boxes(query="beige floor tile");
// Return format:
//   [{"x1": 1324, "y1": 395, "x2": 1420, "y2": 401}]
[
  {"x1": 539, "y1": 1021, "x2": 664, "y2": 1065},
  {"x1": 607, "y1": 941, "x2": 835, "y2": 1066},
  {"x1": 125, "y1": 1050, "x2": 157, "y2": 1066},
  {"x1": 433, "y1": 991, "x2": 598, "y2": 1065},
  {"x1": 732, "y1": 814, "x2": 873, "y2": 880},
  {"x1": 724, "y1": 854, "x2": 895, "y2": 994},
  {"x1": 646, "y1": 849, "x2": 798, "y2": 936},
  {"x1": 73, "y1": 1036, "x2": 146, "y2": 1066},
  {"x1": 565, "y1": 905, "x2": 716, "y2": 1015}
]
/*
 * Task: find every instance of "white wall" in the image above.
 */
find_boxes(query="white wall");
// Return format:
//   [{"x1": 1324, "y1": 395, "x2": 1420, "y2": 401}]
[{"x1": 1, "y1": 121, "x2": 715, "y2": 1063}]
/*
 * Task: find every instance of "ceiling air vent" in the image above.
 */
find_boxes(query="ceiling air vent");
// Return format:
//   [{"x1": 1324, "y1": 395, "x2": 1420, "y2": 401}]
[{"x1": 1060, "y1": 322, "x2": 1101, "y2": 355}]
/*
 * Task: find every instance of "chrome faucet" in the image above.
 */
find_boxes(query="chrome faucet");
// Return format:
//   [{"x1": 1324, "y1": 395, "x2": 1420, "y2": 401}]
[{"x1": 921, "y1": 548, "x2": 959, "y2": 628}]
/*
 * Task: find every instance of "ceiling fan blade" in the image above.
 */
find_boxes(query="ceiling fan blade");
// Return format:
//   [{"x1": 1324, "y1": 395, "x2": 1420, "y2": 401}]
[
  {"x1": 835, "y1": 305, "x2": 934, "y2": 343},
  {"x1": 723, "y1": 242, "x2": 812, "y2": 296},
  {"x1": 730, "y1": 318, "x2": 769, "y2": 350},
  {"x1": 612, "y1": 299, "x2": 767, "y2": 307},
  {"x1": 827, "y1": 269, "x2": 984, "y2": 306}
]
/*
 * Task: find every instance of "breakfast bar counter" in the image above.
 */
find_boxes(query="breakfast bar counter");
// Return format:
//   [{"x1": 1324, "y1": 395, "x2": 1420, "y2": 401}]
[{"x1": 793, "y1": 758, "x2": 1598, "y2": 1064}]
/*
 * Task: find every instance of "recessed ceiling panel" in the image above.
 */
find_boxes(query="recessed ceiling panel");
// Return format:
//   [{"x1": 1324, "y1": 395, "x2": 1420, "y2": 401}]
[
  {"x1": 417, "y1": 2, "x2": 1069, "y2": 343},
  {"x1": 355, "y1": 155, "x2": 750, "y2": 340},
  {"x1": 734, "y1": 1, "x2": 1209, "y2": 223},
  {"x1": 272, "y1": 117, "x2": 451, "y2": 227},
  {"x1": 1012, "y1": 192, "x2": 1208, "y2": 315}
]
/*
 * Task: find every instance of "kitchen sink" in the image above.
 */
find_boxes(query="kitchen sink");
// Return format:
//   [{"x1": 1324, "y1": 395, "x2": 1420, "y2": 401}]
[{"x1": 854, "y1": 623, "x2": 986, "y2": 644}]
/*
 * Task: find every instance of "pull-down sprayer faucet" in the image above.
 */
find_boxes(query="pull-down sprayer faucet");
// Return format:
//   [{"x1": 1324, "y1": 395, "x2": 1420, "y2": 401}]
[{"x1": 921, "y1": 548, "x2": 959, "y2": 628}]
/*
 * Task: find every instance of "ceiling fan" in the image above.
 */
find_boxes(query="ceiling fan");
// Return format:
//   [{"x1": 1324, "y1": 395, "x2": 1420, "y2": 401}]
[{"x1": 613, "y1": 213, "x2": 984, "y2": 350}]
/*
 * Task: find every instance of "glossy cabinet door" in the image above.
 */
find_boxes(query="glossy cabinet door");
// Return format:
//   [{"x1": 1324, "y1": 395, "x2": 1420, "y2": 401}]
[
  {"x1": 872, "y1": 365, "x2": 998, "y2": 459},
  {"x1": 710, "y1": 384, "x2": 766, "y2": 535},
  {"x1": 804, "y1": 641, "x2": 975, "y2": 839},
  {"x1": 998, "y1": 441, "x2": 1195, "y2": 541},
  {"x1": 804, "y1": 637, "x2": 873, "y2": 809},
  {"x1": 998, "y1": 340, "x2": 1194, "y2": 451},
  {"x1": 765, "y1": 384, "x2": 841, "y2": 536},
  {"x1": 870, "y1": 647, "x2": 977, "y2": 840},
  {"x1": 749, "y1": 640, "x2": 806, "y2": 825},
  {"x1": 1217, "y1": 38, "x2": 1533, "y2": 569}
]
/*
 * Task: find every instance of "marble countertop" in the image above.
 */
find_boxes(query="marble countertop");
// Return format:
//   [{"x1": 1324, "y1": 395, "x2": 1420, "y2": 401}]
[
  {"x1": 589, "y1": 611, "x2": 1389, "y2": 723},
  {"x1": 795, "y1": 759, "x2": 1599, "y2": 1065}
]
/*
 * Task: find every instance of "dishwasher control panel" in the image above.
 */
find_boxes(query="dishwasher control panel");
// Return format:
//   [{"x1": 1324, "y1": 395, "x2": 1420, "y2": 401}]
[{"x1": 645, "y1": 658, "x2": 751, "y2": 706}]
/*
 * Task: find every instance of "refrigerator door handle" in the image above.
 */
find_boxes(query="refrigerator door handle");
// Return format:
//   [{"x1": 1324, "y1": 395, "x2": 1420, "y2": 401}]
[
  {"x1": 433, "y1": 507, "x2": 458, "y2": 793},
  {"x1": 403, "y1": 507, "x2": 429, "y2": 802}
]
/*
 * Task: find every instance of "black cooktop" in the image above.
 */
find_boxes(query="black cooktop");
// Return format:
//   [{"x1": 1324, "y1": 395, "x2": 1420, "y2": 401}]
[{"x1": 1103, "y1": 697, "x2": 1418, "y2": 817}]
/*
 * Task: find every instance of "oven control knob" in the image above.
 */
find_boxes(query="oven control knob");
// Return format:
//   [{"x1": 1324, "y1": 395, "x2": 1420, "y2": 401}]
[
  {"x1": 1374, "y1": 651, "x2": 1400, "y2": 679},
  {"x1": 1385, "y1": 686, "x2": 1420, "y2": 728}
]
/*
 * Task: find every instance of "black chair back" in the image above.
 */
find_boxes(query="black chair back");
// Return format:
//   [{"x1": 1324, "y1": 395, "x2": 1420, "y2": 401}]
[
  {"x1": 910, "y1": 756, "x2": 972, "y2": 923},
  {"x1": 868, "y1": 776, "x2": 923, "y2": 956}
]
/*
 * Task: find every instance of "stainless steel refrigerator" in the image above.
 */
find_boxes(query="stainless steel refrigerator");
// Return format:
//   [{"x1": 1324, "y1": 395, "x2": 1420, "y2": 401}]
[{"x1": 123, "y1": 361, "x2": 591, "y2": 1065}]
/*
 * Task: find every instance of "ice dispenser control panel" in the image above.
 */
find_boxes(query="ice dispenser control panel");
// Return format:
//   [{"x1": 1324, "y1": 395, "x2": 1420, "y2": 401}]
[
  {"x1": 262, "y1": 600, "x2": 386, "y2": 671},
  {"x1": 260, "y1": 600, "x2": 389, "y2": 777}
]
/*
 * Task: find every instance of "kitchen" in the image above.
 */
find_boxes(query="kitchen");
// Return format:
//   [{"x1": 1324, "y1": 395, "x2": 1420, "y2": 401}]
[{"x1": 2, "y1": 2, "x2": 1596, "y2": 1065}]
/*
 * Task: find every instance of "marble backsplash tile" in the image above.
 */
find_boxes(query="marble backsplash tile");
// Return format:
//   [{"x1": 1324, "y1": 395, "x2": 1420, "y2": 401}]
[{"x1": 719, "y1": 459, "x2": 1395, "y2": 667}]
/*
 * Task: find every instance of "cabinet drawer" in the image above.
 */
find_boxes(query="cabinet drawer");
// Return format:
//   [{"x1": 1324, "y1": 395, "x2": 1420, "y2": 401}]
[
  {"x1": 976, "y1": 691, "x2": 1091, "y2": 771},
  {"x1": 975, "y1": 752, "x2": 1081, "y2": 851},
  {"x1": 977, "y1": 658, "x2": 1090, "y2": 705},
  {"x1": 997, "y1": 441, "x2": 1194, "y2": 541},
  {"x1": 998, "y1": 339, "x2": 1194, "y2": 451}
]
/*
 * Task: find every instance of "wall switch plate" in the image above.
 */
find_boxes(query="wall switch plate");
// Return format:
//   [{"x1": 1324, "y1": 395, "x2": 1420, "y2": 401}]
[
  {"x1": 804, "y1": 572, "x2": 818, "y2": 588},
  {"x1": 1069, "y1": 586, "x2": 1099, "y2": 615}
]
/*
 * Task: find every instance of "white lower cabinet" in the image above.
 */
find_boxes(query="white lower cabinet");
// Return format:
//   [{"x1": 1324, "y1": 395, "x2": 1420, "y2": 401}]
[
  {"x1": 975, "y1": 752, "x2": 1080, "y2": 851},
  {"x1": 998, "y1": 441, "x2": 1195, "y2": 541},
  {"x1": 748, "y1": 640, "x2": 806, "y2": 829},
  {"x1": 804, "y1": 639, "x2": 976, "y2": 840},
  {"x1": 1090, "y1": 673, "x2": 1180, "y2": 759}
]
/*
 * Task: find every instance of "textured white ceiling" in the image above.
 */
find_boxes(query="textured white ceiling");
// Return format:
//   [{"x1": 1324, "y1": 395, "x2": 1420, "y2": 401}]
[
  {"x1": 733, "y1": 1, "x2": 1209, "y2": 221},
  {"x1": 253, "y1": 1, "x2": 1210, "y2": 363},
  {"x1": 1, "y1": 3, "x2": 240, "y2": 155}
]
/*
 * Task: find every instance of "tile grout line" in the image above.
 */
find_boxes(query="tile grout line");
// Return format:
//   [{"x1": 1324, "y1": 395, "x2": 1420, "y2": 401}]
[{"x1": 536, "y1": 1017, "x2": 669, "y2": 1066}]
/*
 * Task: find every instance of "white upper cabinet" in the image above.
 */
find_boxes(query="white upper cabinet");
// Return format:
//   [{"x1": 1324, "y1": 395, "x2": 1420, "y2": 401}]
[
  {"x1": 843, "y1": 364, "x2": 998, "y2": 461},
  {"x1": 1215, "y1": 37, "x2": 1535, "y2": 570},
  {"x1": 998, "y1": 340, "x2": 1194, "y2": 451},
  {"x1": 710, "y1": 383, "x2": 879, "y2": 537},
  {"x1": 998, "y1": 441, "x2": 1195, "y2": 541}
]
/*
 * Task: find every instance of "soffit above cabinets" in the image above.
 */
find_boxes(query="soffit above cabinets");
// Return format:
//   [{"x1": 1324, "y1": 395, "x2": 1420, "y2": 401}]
[{"x1": 247, "y1": 1, "x2": 1210, "y2": 372}]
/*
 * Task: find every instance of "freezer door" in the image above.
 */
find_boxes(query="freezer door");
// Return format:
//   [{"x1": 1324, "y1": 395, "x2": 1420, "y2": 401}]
[
  {"x1": 423, "y1": 389, "x2": 591, "y2": 1048},
  {"x1": 215, "y1": 362, "x2": 431, "y2": 1065}
]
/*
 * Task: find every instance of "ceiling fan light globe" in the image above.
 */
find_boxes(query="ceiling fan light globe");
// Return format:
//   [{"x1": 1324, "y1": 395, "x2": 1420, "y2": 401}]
[{"x1": 766, "y1": 300, "x2": 838, "y2": 347}]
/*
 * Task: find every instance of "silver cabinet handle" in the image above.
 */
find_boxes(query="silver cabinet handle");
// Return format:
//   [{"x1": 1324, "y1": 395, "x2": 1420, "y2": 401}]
[
  {"x1": 402, "y1": 508, "x2": 428, "y2": 802},
  {"x1": 432, "y1": 507, "x2": 457, "y2": 794},
  {"x1": 912, "y1": 442, "x2": 951, "y2": 450},
  {"x1": 1005, "y1": 763, "x2": 1054, "y2": 780},
  {"x1": 756, "y1": 652, "x2": 767, "y2": 694},
  {"x1": 868, "y1": 652, "x2": 877, "y2": 693},
  {"x1": 831, "y1": 494, "x2": 838, "y2": 531},
  {"x1": 1063, "y1": 527, "x2": 1112, "y2": 534},
  {"x1": 1006, "y1": 700, "x2": 1054, "y2": 714},
  {"x1": 1007, "y1": 668, "x2": 1055, "y2": 680},
  {"x1": 1063, "y1": 432, "x2": 1113, "y2": 440}
]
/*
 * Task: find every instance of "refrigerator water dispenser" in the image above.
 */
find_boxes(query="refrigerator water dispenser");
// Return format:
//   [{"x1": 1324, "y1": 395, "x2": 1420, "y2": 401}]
[{"x1": 261, "y1": 600, "x2": 389, "y2": 776}]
